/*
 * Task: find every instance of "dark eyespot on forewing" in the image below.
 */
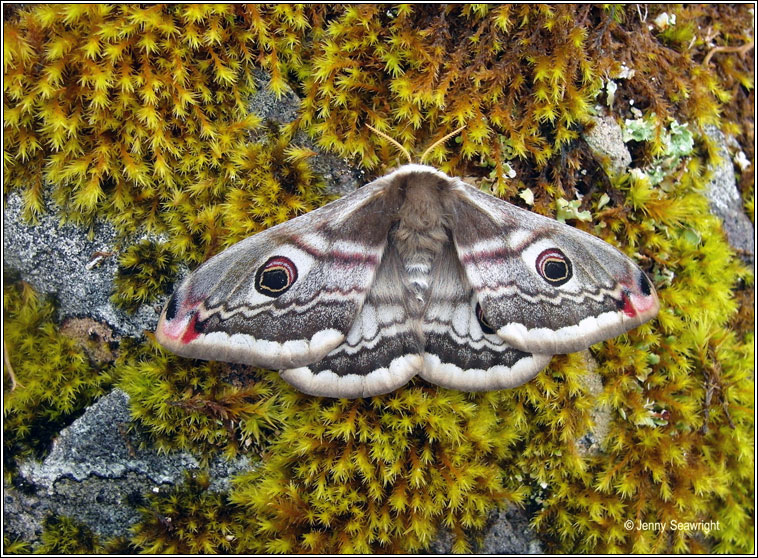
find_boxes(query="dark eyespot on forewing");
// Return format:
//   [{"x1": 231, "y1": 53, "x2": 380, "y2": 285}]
[
  {"x1": 165, "y1": 292, "x2": 179, "y2": 321},
  {"x1": 639, "y1": 270, "x2": 652, "y2": 296},
  {"x1": 255, "y1": 256, "x2": 298, "y2": 297},
  {"x1": 535, "y1": 248, "x2": 572, "y2": 286}
]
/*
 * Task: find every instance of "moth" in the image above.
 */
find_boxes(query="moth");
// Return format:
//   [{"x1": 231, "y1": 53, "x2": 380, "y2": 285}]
[{"x1": 156, "y1": 164, "x2": 659, "y2": 398}]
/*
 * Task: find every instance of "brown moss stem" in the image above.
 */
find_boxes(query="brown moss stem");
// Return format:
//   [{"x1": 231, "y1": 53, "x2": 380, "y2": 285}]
[
  {"x1": 4, "y1": 339, "x2": 21, "y2": 390},
  {"x1": 703, "y1": 40, "x2": 754, "y2": 66}
]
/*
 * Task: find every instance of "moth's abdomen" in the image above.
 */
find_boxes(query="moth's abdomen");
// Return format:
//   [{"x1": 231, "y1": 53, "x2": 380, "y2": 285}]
[{"x1": 391, "y1": 170, "x2": 453, "y2": 307}]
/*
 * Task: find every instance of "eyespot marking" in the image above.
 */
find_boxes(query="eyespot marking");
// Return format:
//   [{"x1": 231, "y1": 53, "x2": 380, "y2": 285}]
[
  {"x1": 165, "y1": 293, "x2": 179, "y2": 321},
  {"x1": 535, "y1": 248, "x2": 572, "y2": 286},
  {"x1": 255, "y1": 256, "x2": 298, "y2": 297},
  {"x1": 476, "y1": 302, "x2": 496, "y2": 335}
]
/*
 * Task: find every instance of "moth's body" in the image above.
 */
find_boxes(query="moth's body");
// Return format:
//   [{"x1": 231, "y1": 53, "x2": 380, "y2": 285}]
[
  {"x1": 157, "y1": 164, "x2": 659, "y2": 398},
  {"x1": 388, "y1": 170, "x2": 451, "y2": 316}
]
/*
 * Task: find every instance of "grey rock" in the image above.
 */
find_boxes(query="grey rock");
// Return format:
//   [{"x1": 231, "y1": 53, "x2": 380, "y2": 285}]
[
  {"x1": 5, "y1": 389, "x2": 251, "y2": 546},
  {"x1": 427, "y1": 504, "x2": 543, "y2": 554},
  {"x1": 576, "y1": 352, "x2": 611, "y2": 457},
  {"x1": 3, "y1": 191, "x2": 163, "y2": 338},
  {"x1": 248, "y1": 70, "x2": 303, "y2": 126},
  {"x1": 307, "y1": 146, "x2": 366, "y2": 197},
  {"x1": 426, "y1": 526, "x2": 455, "y2": 554},
  {"x1": 249, "y1": 70, "x2": 364, "y2": 197},
  {"x1": 702, "y1": 125, "x2": 754, "y2": 265},
  {"x1": 479, "y1": 505, "x2": 543, "y2": 554},
  {"x1": 19, "y1": 390, "x2": 193, "y2": 488},
  {"x1": 583, "y1": 114, "x2": 632, "y2": 178}
]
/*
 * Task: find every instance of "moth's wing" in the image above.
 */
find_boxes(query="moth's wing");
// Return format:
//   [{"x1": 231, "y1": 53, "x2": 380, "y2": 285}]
[
  {"x1": 448, "y1": 180, "x2": 659, "y2": 355},
  {"x1": 421, "y1": 243, "x2": 551, "y2": 391},
  {"x1": 281, "y1": 245, "x2": 423, "y2": 398},
  {"x1": 156, "y1": 176, "x2": 401, "y2": 370}
]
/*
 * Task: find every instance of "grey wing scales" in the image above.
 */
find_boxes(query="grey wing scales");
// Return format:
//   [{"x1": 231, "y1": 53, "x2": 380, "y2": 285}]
[
  {"x1": 281, "y1": 247, "x2": 423, "y2": 398},
  {"x1": 420, "y1": 243, "x2": 551, "y2": 391},
  {"x1": 155, "y1": 176, "x2": 401, "y2": 370},
  {"x1": 448, "y1": 180, "x2": 659, "y2": 355}
]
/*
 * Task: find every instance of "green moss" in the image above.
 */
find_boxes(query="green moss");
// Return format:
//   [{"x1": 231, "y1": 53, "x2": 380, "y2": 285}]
[
  {"x1": 130, "y1": 471, "x2": 237, "y2": 554},
  {"x1": 3, "y1": 5, "x2": 331, "y2": 267},
  {"x1": 528, "y1": 132, "x2": 754, "y2": 552},
  {"x1": 36, "y1": 515, "x2": 102, "y2": 554},
  {"x1": 3, "y1": 282, "x2": 116, "y2": 473},
  {"x1": 3, "y1": 4, "x2": 754, "y2": 554},
  {"x1": 2, "y1": 536, "x2": 32, "y2": 555},
  {"x1": 111, "y1": 240, "x2": 178, "y2": 313},
  {"x1": 117, "y1": 340, "x2": 286, "y2": 461},
  {"x1": 296, "y1": 4, "x2": 602, "y2": 188},
  {"x1": 229, "y1": 381, "x2": 536, "y2": 553}
]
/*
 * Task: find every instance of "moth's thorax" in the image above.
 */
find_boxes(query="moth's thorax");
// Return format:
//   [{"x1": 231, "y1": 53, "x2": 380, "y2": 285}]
[{"x1": 389, "y1": 170, "x2": 453, "y2": 307}]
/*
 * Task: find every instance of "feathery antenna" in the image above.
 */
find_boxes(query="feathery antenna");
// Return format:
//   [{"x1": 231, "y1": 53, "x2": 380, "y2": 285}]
[
  {"x1": 419, "y1": 125, "x2": 466, "y2": 164},
  {"x1": 365, "y1": 123, "x2": 466, "y2": 164},
  {"x1": 366, "y1": 124, "x2": 412, "y2": 164}
]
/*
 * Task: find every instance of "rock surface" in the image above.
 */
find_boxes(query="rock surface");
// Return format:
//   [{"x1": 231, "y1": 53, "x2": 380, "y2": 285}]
[
  {"x1": 584, "y1": 114, "x2": 633, "y2": 178},
  {"x1": 427, "y1": 505, "x2": 543, "y2": 554},
  {"x1": 3, "y1": 192, "x2": 162, "y2": 338},
  {"x1": 703, "y1": 125, "x2": 755, "y2": 265},
  {"x1": 5, "y1": 389, "x2": 250, "y2": 545},
  {"x1": 248, "y1": 70, "x2": 364, "y2": 196}
]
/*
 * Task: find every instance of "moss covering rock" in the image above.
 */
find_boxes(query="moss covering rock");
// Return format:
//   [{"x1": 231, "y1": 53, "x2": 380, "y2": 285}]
[{"x1": 3, "y1": 4, "x2": 753, "y2": 554}]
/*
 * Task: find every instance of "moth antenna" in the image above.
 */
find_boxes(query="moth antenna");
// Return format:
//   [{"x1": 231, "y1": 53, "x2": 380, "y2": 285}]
[
  {"x1": 366, "y1": 124, "x2": 412, "y2": 164},
  {"x1": 419, "y1": 125, "x2": 466, "y2": 164}
]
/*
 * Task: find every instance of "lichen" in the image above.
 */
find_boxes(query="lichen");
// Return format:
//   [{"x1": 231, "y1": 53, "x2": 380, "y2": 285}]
[{"x1": 3, "y1": 4, "x2": 754, "y2": 554}]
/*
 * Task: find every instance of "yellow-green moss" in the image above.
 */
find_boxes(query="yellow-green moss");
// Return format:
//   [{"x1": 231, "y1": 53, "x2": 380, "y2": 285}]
[
  {"x1": 3, "y1": 282, "x2": 116, "y2": 472},
  {"x1": 130, "y1": 471, "x2": 237, "y2": 554},
  {"x1": 3, "y1": 4, "x2": 754, "y2": 554},
  {"x1": 111, "y1": 240, "x2": 178, "y2": 313},
  {"x1": 3, "y1": 4, "x2": 331, "y2": 269},
  {"x1": 2, "y1": 536, "x2": 32, "y2": 555},
  {"x1": 117, "y1": 341, "x2": 286, "y2": 461},
  {"x1": 36, "y1": 514, "x2": 102, "y2": 554},
  {"x1": 530, "y1": 153, "x2": 754, "y2": 553},
  {"x1": 229, "y1": 381, "x2": 537, "y2": 553}
]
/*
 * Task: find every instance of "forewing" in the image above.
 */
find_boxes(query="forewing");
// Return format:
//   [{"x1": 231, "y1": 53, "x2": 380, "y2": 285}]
[
  {"x1": 448, "y1": 180, "x2": 659, "y2": 355},
  {"x1": 156, "y1": 177, "x2": 401, "y2": 369}
]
